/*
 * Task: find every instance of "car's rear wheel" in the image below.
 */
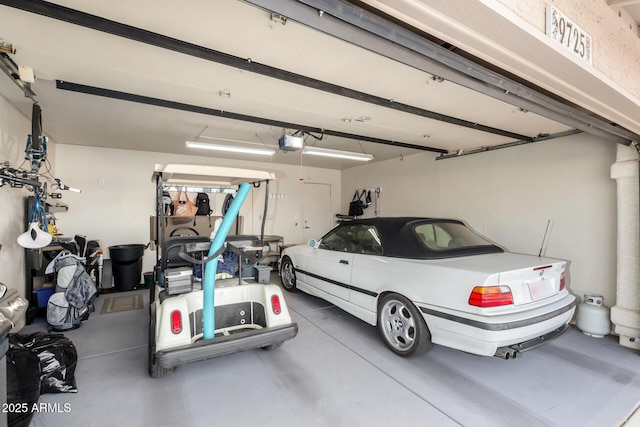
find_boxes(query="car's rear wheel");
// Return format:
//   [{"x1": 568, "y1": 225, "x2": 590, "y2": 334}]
[
  {"x1": 262, "y1": 342, "x2": 283, "y2": 351},
  {"x1": 280, "y1": 257, "x2": 297, "y2": 292},
  {"x1": 378, "y1": 293, "x2": 432, "y2": 357},
  {"x1": 149, "y1": 303, "x2": 175, "y2": 378}
]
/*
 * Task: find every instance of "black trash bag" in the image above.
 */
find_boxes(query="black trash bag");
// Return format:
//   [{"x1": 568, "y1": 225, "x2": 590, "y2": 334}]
[
  {"x1": 7, "y1": 342, "x2": 41, "y2": 427},
  {"x1": 9, "y1": 332, "x2": 78, "y2": 394}
]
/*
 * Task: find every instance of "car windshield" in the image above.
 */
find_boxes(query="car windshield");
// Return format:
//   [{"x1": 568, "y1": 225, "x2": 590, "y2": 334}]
[
  {"x1": 414, "y1": 222, "x2": 495, "y2": 251},
  {"x1": 319, "y1": 224, "x2": 382, "y2": 254}
]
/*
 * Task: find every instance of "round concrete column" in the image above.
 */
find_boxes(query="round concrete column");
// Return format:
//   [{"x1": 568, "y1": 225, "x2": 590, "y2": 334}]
[{"x1": 610, "y1": 144, "x2": 640, "y2": 349}]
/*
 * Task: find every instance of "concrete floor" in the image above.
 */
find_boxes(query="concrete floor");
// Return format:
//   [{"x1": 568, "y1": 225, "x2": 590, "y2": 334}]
[{"x1": 20, "y1": 285, "x2": 640, "y2": 427}]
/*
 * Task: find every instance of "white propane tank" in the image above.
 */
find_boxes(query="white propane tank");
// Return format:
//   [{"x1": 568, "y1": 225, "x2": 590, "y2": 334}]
[{"x1": 576, "y1": 295, "x2": 611, "y2": 338}]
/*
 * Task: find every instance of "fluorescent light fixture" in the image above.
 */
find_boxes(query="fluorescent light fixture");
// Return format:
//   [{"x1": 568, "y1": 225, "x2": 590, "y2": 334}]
[
  {"x1": 185, "y1": 141, "x2": 275, "y2": 156},
  {"x1": 302, "y1": 146, "x2": 374, "y2": 161}
]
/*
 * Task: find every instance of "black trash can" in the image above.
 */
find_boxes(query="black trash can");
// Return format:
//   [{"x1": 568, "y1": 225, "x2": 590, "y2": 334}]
[{"x1": 109, "y1": 244, "x2": 145, "y2": 291}]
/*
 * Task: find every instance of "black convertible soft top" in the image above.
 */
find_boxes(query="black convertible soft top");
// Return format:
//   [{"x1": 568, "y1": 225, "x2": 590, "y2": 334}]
[{"x1": 325, "y1": 217, "x2": 504, "y2": 259}]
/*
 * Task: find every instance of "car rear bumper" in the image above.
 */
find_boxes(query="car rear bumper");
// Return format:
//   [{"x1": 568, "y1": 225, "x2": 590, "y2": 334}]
[
  {"x1": 508, "y1": 322, "x2": 570, "y2": 352},
  {"x1": 419, "y1": 294, "x2": 576, "y2": 356},
  {"x1": 155, "y1": 323, "x2": 298, "y2": 368}
]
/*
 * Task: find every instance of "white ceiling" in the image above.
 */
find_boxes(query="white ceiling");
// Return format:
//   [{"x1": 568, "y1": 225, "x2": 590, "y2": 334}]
[{"x1": 0, "y1": 0, "x2": 628, "y2": 170}]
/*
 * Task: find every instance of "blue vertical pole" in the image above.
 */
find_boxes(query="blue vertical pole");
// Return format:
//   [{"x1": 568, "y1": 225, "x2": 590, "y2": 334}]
[{"x1": 202, "y1": 182, "x2": 251, "y2": 340}]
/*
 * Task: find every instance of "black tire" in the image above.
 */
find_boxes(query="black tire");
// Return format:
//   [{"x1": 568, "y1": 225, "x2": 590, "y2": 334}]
[
  {"x1": 149, "y1": 274, "x2": 155, "y2": 305},
  {"x1": 169, "y1": 226, "x2": 199, "y2": 237},
  {"x1": 31, "y1": 104, "x2": 43, "y2": 152},
  {"x1": 279, "y1": 256, "x2": 297, "y2": 292},
  {"x1": 149, "y1": 303, "x2": 175, "y2": 378},
  {"x1": 377, "y1": 293, "x2": 432, "y2": 357},
  {"x1": 262, "y1": 342, "x2": 283, "y2": 351}
]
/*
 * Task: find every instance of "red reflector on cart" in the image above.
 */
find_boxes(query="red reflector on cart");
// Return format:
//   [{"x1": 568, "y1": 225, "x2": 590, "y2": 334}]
[
  {"x1": 170, "y1": 310, "x2": 182, "y2": 334},
  {"x1": 533, "y1": 265, "x2": 552, "y2": 271},
  {"x1": 271, "y1": 295, "x2": 282, "y2": 314}
]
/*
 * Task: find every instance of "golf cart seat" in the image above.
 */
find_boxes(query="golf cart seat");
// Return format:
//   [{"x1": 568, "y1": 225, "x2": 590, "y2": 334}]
[{"x1": 161, "y1": 235, "x2": 210, "y2": 270}]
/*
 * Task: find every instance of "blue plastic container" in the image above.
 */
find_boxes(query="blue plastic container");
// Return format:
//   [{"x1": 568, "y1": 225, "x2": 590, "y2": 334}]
[{"x1": 34, "y1": 287, "x2": 55, "y2": 308}]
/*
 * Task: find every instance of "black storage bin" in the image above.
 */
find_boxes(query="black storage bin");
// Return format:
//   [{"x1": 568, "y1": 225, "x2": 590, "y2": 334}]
[{"x1": 109, "y1": 244, "x2": 145, "y2": 291}]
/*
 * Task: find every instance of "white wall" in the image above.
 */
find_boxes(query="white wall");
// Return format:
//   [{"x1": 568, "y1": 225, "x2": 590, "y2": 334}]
[
  {"x1": 0, "y1": 95, "x2": 56, "y2": 298},
  {"x1": 341, "y1": 133, "x2": 618, "y2": 306},
  {"x1": 53, "y1": 144, "x2": 341, "y2": 275}
]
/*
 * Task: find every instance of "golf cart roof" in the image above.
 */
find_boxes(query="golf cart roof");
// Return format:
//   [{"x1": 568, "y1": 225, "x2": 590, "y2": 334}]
[{"x1": 152, "y1": 164, "x2": 276, "y2": 187}]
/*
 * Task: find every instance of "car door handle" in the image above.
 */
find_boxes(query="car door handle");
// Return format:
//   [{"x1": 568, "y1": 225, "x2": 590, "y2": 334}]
[{"x1": 339, "y1": 259, "x2": 349, "y2": 265}]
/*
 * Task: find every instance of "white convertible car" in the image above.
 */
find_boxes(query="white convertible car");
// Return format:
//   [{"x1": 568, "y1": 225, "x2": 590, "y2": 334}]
[{"x1": 280, "y1": 217, "x2": 576, "y2": 359}]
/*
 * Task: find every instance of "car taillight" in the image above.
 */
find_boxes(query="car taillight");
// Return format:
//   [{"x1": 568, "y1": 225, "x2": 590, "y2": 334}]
[
  {"x1": 170, "y1": 310, "x2": 182, "y2": 334},
  {"x1": 560, "y1": 272, "x2": 566, "y2": 291},
  {"x1": 469, "y1": 286, "x2": 513, "y2": 307},
  {"x1": 271, "y1": 295, "x2": 282, "y2": 315}
]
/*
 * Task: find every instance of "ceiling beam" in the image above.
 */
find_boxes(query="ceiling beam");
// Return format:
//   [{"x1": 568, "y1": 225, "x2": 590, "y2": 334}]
[
  {"x1": 56, "y1": 80, "x2": 448, "y2": 154},
  {"x1": 436, "y1": 130, "x2": 582, "y2": 160},
  {"x1": 244, "y1": 0, "x2": 640, "y2": 145},
  {"x1": 0, "y1": 0, "x2": 533, "y2": 142},
  {"x1": 0, "y1": 53, "x2": 36, "y2": 101}
]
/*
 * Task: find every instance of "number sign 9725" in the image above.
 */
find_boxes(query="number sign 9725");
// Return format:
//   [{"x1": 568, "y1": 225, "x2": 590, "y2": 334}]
[{"x1": 546, "y1": 6, "x2": 592, "y2": 65}]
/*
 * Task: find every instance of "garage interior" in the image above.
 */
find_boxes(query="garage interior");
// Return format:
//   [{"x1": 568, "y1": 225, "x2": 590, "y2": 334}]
[{"x1": 1, "y1": 0, "x2": 640, "y2": 426}]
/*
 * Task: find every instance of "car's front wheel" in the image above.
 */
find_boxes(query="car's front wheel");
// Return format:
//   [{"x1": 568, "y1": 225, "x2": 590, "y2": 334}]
[
  {"x1": 378, "y1": 293, "x2": 432, "y2": 357},
  {"x1": 280, "y1": 256, "x2": 297, "y2": 292}
]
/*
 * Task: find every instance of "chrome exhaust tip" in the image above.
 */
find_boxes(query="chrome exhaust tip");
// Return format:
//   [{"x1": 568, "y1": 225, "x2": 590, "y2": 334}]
[{"x1": 494, "y1": 347, "x2": 518, "y2": 360}]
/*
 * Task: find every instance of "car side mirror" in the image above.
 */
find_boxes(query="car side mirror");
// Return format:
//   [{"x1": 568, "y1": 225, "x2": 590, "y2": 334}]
[{"x1": 308, "y1": 239, "x2": 319, "y2": 249}]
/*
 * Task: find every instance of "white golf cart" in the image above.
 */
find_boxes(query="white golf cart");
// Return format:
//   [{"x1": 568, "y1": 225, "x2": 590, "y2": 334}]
[{"x1": 149, "y1": 164, "x2": 298, "y2": 378}]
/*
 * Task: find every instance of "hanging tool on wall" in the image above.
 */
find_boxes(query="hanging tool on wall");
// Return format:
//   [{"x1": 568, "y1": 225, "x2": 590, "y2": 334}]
[{"x1": 374, "y1": 187, "x2": 381, "y2": 217}]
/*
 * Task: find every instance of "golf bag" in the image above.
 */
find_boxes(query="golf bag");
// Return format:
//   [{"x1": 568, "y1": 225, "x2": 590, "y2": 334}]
[{"x1": 46, "y1": 254, "x2": 97, "y2": 331}]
